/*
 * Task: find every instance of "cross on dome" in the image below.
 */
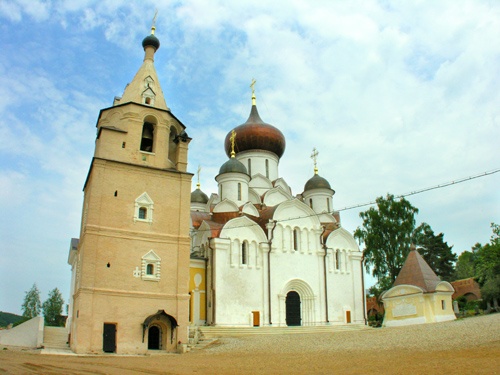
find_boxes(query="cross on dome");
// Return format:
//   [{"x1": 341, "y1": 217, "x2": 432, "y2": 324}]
[
  {"x1": 250, "y1": 78, "x2": 257, "y2": 105},
  {"x1": 151, "y1": 9, "x2": 158, "y2": 34},
  {"x1": 311, "y1": 147, "x2": 319, "y2": 175},
  {"x1": 230, "y1": 130, "x2": 237, "y2": 158}
]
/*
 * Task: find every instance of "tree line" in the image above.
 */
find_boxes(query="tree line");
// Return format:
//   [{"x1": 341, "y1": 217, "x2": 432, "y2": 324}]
[
  {"x1": 355, "y1": 194, "x2": 499, "y2": 308},
  {"x1": 20, "y1": 284, "x2": 65, "y2": 327}
]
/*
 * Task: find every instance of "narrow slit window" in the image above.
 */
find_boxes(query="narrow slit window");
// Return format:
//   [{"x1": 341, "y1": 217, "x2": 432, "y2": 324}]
[
  {"x1": 293, "y1": 229, "x2": 299, "y2": 251},
  {"x1": 248, "y1": 159, "x2": 252, "y2": 176},
  {"x1": 265, "y1": 159, "x2": 269, "y2": 178},
  {"x1": 238, "y1": 183, "x2": 242, "y2": 200},
  {"x1": 242, "y1": 242, "x2": 248, "y2": 265}
]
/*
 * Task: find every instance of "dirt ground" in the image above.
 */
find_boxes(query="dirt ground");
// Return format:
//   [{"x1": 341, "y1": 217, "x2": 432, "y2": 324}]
[{"x1": 1, "y1": 316, "x2": 499, "y2": 375}]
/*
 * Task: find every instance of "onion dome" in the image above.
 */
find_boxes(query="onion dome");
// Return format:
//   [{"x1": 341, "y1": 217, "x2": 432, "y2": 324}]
[
  {"x1": 219, "y1": 157, "x2": 248, "y2": 175},
  {"x1": 142, "y1": 28, "x2": 160, "y2": 51},
  {"x1": 224, "y1": 105, "x2": 286, "y2": 159},
  {"x1": 304, "y1": 174, "x2": 332, "y2": 192},
  {"x1": 191, "y1": 188, "x2": 209, "y2": 204}
]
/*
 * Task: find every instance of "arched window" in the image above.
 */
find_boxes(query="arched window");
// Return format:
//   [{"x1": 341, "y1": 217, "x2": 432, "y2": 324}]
[
  {"x1": 242, "y1": 241, "x2": 248, "y2": 265},
  {"x1": 265, "y1": 159, "x2": 269, "y2": 178},
  {"x1": 140, "y1": 122, "x2": 154, "y2": 152},
  {"x1": 238, "y1": 183, "x2": 242, "y2": 200},
  {"x1": 335, "y1": 250, "x2": 340, "y2": 270},
  {"x1": 293, "y1": 229, "x2": 299, "y2": 251},
  {"x1": 248, "y1": 159, "x2": 252, "y2": 176},
  {"x1": 146, "y1": 264, "x2": 154, "y2": 275},
  {"x1": 138, "y1": 207, "x2": 147, "y2": 220}
]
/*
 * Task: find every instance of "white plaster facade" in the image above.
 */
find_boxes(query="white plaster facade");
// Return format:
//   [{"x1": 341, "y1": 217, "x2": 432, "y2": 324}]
[{"x1": 189, "y1": 101, "x2": 366, "y2": 328}]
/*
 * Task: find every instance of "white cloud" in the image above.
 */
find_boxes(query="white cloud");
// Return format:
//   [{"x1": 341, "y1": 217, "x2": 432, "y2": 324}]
[{"x1": 0, "y1": 0, "x2": 499, "y2": 315}]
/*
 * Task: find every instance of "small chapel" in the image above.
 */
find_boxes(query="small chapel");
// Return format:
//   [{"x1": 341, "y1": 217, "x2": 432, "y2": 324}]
[
  {"x1": 67, "y1": 24, "x2": 366, "y2": 355},
  {"x1": 381, "y1": 246, "x2": 456, "y2": 327}
]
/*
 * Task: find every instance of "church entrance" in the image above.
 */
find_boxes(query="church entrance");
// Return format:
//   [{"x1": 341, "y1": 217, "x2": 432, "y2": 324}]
[
  {"x1": 286, "y1": 291, "x2": 301, "y2": 326},
  {"x1": 148, "y1": 325, "x2": 161, "y2": 350}
]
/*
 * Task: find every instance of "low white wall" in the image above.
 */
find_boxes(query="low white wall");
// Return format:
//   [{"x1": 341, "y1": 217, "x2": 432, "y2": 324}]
[{"x1": 0, "y1": 317, "x2": 44, "y2": 348}]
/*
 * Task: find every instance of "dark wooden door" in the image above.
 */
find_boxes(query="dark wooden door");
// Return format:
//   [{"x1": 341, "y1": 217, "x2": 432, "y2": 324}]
[
  {"x1": 148, "y1": 326, "x2": 161, "y2": 350},
  {"x1": 103, "y1": 323, "x2": 116, "y2": 353},
  {"x1": 286, "y1": 291, "x2": 301, "y2": 326}
]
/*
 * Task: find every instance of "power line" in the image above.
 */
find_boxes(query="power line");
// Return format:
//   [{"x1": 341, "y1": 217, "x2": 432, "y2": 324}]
[
  {"x1": 192, "y1": 168, "x2": 499, "y2": 233},
  {"x1": 337, "y1": 168, "x2": 500, "y2": 212}
]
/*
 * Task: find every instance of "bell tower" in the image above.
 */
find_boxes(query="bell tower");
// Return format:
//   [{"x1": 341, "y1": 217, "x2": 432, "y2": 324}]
[{"x1": 68, "y1": 24, "x2": 193, "y2": 354}]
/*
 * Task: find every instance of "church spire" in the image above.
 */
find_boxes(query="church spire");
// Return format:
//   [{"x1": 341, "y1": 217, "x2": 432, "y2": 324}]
[{"x1": 116, "y1": 19, "x2": 168, "y2": 110}]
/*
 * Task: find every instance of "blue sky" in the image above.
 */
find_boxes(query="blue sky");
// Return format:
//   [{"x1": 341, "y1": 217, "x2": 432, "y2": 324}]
[{"x1": 1, "y1": 0, "x2": 499, "y2": 315}]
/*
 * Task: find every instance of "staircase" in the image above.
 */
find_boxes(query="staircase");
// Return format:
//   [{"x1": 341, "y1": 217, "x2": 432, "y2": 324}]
[
  {"x1": 41, "y1": 327, "x2": 72, "y2": 354},
  {"x1": 197, "y1": 324, "x2": 370, "y2": 339}
]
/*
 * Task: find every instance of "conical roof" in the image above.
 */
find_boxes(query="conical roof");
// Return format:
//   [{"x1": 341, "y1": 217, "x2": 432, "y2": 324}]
[
  {"x1": 117, "y1": 28, "x2": 168, "y2": 110},
  {"x1": 393, "y1": 248, "x2": 442, "y2": 292}
]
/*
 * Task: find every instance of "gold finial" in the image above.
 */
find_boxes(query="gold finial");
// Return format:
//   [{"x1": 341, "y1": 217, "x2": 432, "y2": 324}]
[
  {"x1": 196, "y1": 165, "x2": 201, "y2": 189},
  {"x1": 250, "y1": 78, "x2": 257, "y2": 105},
  {"x1": 230, "y1": 130, "x2": 237, "y2": 158},
  {"x1": 311, "y1": 148, "x2": 319, "y2": 175},
  {"x1": 151, "y1": 9, "x2": 158, "y2": 34}
]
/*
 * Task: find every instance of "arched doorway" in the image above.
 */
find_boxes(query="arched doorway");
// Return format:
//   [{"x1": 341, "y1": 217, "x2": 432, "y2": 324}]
[
  {"x1": 148, "y1": 325, "x2": 161, "y2": 350},
  {"x1": 286, "y1": 291, "x2": 301, "y2": 326}
]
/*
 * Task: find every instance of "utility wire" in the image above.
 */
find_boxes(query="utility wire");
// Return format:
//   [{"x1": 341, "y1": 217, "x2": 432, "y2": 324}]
[
  {"x1": 337, "y1": 168, "x2": 500, "y2": 212},
  {"x1": 192, "y1": 168, "x2": 500, "y2": 233}
]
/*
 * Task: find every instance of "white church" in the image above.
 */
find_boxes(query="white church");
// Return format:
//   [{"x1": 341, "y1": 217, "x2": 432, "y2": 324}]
[{"x1": 188, "y1": 87, "x2": 366, "y2": 328}]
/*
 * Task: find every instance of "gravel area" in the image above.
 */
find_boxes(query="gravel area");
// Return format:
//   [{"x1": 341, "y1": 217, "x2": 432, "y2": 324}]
[
  {"x1": 203, "y1": 313, "x2": 500, "y2": 354},
  {"x1": 0, "y1": 314, "x2": 498, "y2": 374}
]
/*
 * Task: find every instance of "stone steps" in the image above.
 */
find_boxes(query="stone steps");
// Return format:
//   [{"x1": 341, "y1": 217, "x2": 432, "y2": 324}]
[
  {"x1": 42, "y1": 326, "x2": 69, "y2": 350},
  {"x1": 197, "y1": 324, "x2": 370, "y2": 339}
]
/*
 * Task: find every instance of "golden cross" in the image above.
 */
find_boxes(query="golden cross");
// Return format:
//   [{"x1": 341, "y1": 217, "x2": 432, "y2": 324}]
[
  {"x1": 196, "y1": 165, "x2": 201, "y2": 188},
  {"x1": 311, "y1": 148, "x2": 319, "y2": 174},
  {"x1": 250, "y1": 78, "x2": 256, "y2": 94},
  {"x1": 250, "y1": 78, "x2": 257, "y2": 105},
  {"x1": 230, "y1": 130, "x2": 237, "y2": 158},
  {"x1": 151, "y1": 9, "x2": 158, "y2": 34}
]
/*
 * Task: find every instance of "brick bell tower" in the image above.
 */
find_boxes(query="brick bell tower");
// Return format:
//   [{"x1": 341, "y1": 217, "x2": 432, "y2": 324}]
[{"x1": 68, "y1": 24, "x2": 192, "y2": 354}]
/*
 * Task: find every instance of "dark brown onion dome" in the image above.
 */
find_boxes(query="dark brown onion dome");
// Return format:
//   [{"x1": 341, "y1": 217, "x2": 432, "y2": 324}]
[
  {"x1": 191, "y1": 188, "x2": 209, "y2": 204},
  {"x1": 142, "y1": 33, "x2": 160, "y2": 51},
  {"x1": 224, "y1": 105, "x2": 286, "y2": 159},
  {"x1": 304, "y1": 174, "x2": 333, "y2": 192},
  {"x1": 219, "y1": 157, "x2": 248, "y2": 175}
]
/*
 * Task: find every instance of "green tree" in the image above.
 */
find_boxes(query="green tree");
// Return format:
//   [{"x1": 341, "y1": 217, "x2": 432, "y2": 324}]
[
  {"x1": 454, "y1": 223, "x2": 500, "y2": 307},
  {"x1": 454, "y1": 249, "x2": 476, "y2": 280},
  {"x1": 42, "y1": 288, "x2": 65, "y2": 326},
  {"x1": 21, "y1": 283, "x2": 41, "y2": 319},
  {"x1": 475, "y1": 223, "x2": 500, "y2": 306},
  {"x1": 354, "y1": 194, "x2": 418, "y2": 284},
  {"x1": 412, "y1": 223, "x2": 457, "y2": 281}
]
